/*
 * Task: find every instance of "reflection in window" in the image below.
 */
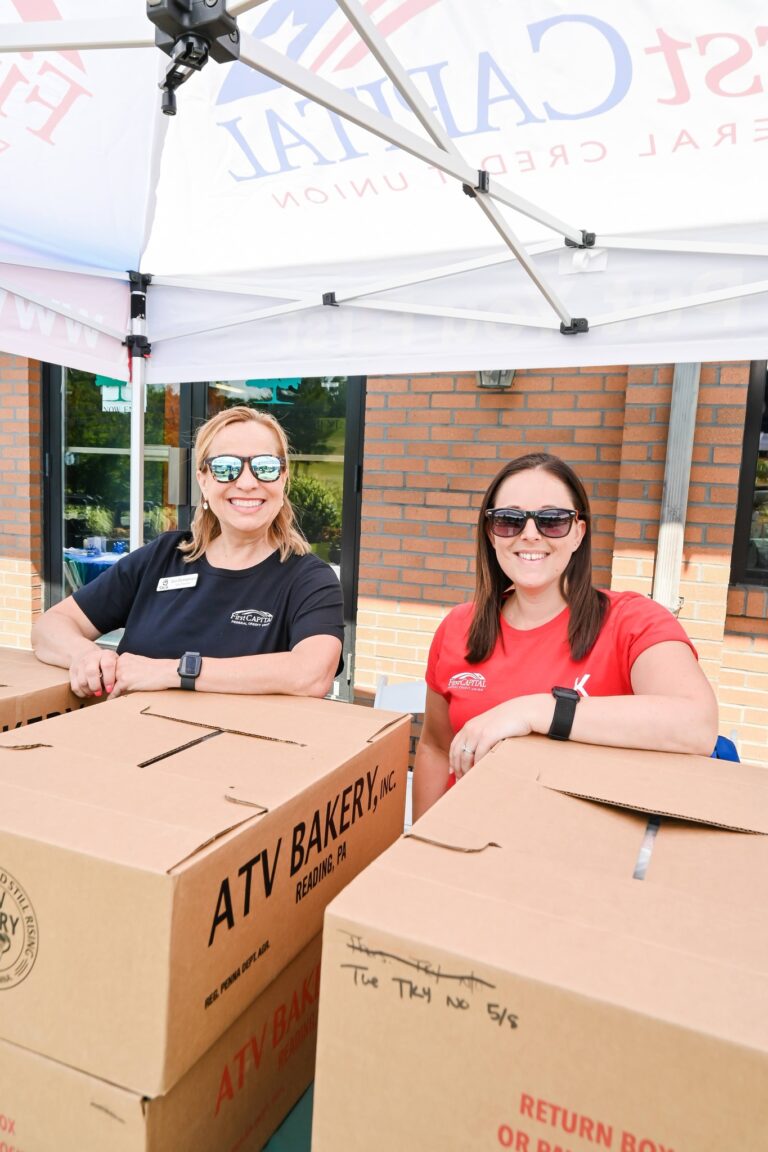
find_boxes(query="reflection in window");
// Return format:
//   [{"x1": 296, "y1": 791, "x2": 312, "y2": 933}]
[
  {"x1": 206, "y1": 378, "x2": 347, "y2": 566},
  {"x1": 749, "y1": 369, "x2": 768, "y2": 574},
  {"x1": 63, "y1": 369, "x2": 181, "y2": 559}
]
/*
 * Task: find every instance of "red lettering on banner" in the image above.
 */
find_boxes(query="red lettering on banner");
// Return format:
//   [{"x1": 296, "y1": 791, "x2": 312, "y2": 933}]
[
  {"x1": 645, "y1": 29, "x2": 693, "y2": 105},
  {"x1": 671, "y1": 128, "x2": 699, "y2": 151},
  {"x1": 11, "y1": 0, "x2": 84, "y2": 70},
  {"x1": 25, "y1": 60, "x2": 90, "y2": 143},
  {"x1": 714, "y1": 122, "x2": 737, "y2": 145},
  {"x1": 698, "y1": 33, "x2": 763, "y2": 97},
  {"x1": 0, "y1": 54, "x2": 91, "y2": 148},
  {"x1": 0, "y1": 62, "x2": 30, "y2": 113}
]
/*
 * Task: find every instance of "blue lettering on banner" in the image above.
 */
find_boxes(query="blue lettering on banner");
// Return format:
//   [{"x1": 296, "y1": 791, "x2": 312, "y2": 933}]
[
  {"x1": 528, "y1": 15, "x2": 633, "y2": 119},
  {"x1": 212, "y1": 8, "x2": 768, "y2": 183}
]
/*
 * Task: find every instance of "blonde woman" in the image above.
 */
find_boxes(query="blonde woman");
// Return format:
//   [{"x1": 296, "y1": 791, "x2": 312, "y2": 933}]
[{"x1": 33, "y1": 407, "x2": 343, "y2": 700}]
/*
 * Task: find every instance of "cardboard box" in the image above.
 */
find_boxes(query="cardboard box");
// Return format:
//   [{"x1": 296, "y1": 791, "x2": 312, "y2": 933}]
[
  {"x1": 0, "y1": 933, "x2": 321, "y2": 1152},
  {"x1": 313, "y1": 736, "x2": 768, "y2": 1152},
  {"x1": 0, "y1": 646, "x2": 91, "y2": 731},
  {"x1": 0, "y1": 691, "x2": 409, "y2": 1095}
]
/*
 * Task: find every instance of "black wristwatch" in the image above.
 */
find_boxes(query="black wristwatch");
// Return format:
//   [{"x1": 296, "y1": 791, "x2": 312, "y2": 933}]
[
  {"x1": 177, "y1": 651, "x2": 202, "y2": 691},
  {"x1": 547, "y1": 686, "x2": 580, "y2": 740}
]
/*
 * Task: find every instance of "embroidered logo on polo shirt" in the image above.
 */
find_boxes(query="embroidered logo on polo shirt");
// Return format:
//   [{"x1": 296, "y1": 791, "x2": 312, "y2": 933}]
[
  {"x1": 448, "y1": 672, "x2": 486, "y2": 692},
  {"x1": 231, "y1": 609, "x2": 273, "y2": 627}
]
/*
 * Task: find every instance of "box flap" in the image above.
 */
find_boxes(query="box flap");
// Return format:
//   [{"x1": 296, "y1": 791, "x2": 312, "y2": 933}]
[
  {"x1": 0, "y1": 692, "x2": 405, "y2": 873},
  {"x1": 0, "y1": 743, "x2": 262, "y2": 872},
  {"x1": 137, "y1": 690, "x2": 404, "y2": 747},
  {"x1": 402, "y1": 742, "x2": 768, "y2": 916},
  {"x1": 518, "y1": 738, "x2": 768, "y2": 833}
]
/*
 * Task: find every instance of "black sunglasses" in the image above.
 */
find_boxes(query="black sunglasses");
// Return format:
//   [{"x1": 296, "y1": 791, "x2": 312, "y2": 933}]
[
  {"x1": 485, "y1": 507, "x2": 579, "y2": 539},
  {"x1": 203, "y1": 454, "x2": 286, "y2": 483}
]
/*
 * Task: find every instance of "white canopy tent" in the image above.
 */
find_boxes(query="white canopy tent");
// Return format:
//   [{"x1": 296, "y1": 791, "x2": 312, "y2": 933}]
[{"x1": 1, "y1": 0, "x2": 767, "y2": 548}]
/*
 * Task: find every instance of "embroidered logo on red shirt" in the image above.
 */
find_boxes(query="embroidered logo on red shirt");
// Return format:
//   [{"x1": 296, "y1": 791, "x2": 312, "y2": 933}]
[{"x1": 448, "y1": 672, "x2": 486, "y2": 692}]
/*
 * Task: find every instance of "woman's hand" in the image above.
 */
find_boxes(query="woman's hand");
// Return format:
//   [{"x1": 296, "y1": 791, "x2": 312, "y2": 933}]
[
  {"x1": 450, "y1": 697, "x2": 539, "y2": 779},
  {"x1": 68, "y1": 644, "x2": 119, "y2": 698},
  {"x1": 109, "y1": 654, "x2": 178, "y2": 699}
]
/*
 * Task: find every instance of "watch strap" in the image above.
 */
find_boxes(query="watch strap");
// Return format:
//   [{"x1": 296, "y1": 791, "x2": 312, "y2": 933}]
[{"x1": 547, "y1": 687, "x2": 580, "y2": 741}]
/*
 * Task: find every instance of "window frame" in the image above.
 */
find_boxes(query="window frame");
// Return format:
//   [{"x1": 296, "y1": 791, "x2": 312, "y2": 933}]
[{"x1": 730, "y1": 359, "x2": 768, "y2": 586}]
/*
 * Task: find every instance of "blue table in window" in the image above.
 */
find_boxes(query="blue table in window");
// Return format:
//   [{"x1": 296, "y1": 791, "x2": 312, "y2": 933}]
[{"x1": 64, "y1": 548, "x2": 122, "y2": 589}]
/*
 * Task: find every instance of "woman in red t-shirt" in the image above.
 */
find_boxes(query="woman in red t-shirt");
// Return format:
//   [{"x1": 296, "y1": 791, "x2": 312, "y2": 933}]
[{"x1": 412, "y1": 452, "x2": 719, "y2": 820}]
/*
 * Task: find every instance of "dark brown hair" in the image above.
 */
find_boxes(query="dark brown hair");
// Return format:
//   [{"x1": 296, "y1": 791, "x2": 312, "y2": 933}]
[{"x1": 466, "y1": 452, "x2": 608, "y2": 663}]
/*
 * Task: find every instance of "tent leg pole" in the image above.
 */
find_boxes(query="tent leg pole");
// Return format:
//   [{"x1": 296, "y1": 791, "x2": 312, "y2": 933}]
[
  {"x1": 129, "y1": 354, "x2": 146, "y2": 553},
  {"x1": 652, "y1": 362, "x2": 701, "y2": 615},
  {"x1": 127, "y1": 272, "x2": 151, "y2": 553}
]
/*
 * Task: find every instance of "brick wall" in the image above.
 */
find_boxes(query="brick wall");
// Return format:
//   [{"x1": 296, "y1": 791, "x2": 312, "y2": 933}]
[
  {"x1": 723, "y1": 586, "x2": 768, "y2": 763},
  {"x1": 1, "y1": 353, "x2": 766, "y2": 766},
  {"x1": 355, "y1": 364, "x2": 768, "y2": 769},
  {"x1": 0, "y1": 353, "x2": 43, "y2": 649},
  {"x1": 610, "y1": 363, "x2": 749, "y2": 691}
]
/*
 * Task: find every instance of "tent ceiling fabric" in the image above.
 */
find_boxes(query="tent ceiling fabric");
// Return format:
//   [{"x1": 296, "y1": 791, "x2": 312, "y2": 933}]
[{"x1": 0, "y1": 0, "x2": 766, "y2": 382}]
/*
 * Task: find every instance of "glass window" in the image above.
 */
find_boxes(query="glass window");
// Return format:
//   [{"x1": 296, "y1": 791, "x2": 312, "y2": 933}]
[
  {"x1": 732, "y1": 361, "x2": 768, "y2": 585},
  {"x1": 206, "y1": 378, "x2": 348, "y2": 569},
  {"x1": 205, "y1": 377, "x2": 364, "y2": 701},
  {"x1": 62, "y1": 369, "x2": 183, "y2": 588}
]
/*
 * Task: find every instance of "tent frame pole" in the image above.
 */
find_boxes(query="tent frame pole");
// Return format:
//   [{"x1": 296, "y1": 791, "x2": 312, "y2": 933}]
[
  {"x1": 125, "y1": 272, "x2": 152, "y2": 553},
  {"x1": 652, "y1": 363, "x2": 701, "y2": 616},
  {"x1": 333, "y1": 0, "x2": 580, "y2": 327}
]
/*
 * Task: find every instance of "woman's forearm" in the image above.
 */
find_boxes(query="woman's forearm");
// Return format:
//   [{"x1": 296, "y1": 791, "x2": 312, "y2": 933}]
[
  {"x1": 412, "y1": 740, "x2": 451, "y2": 822},
  {"x1": 111, "y1": 636, "x2": 342, "y2": 699},
  {"x1": 31, "y1": 608, "x2": 101, "y2": 669}
]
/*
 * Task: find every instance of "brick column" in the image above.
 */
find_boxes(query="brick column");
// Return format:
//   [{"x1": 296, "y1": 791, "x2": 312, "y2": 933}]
[
  {"x1": 612, "y1": 362, "x2": 750, "y2": 690},
  {"x1": 0, "y1": 353, "x2": 43, "y2": 648}
]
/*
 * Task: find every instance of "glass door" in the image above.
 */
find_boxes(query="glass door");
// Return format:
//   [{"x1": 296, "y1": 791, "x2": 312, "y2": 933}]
[
  {"x1": 48, "y1": 368, "x2": 190, "y2": 598},
  {"x1": 43, "y1": 371, "x2": 364, "y2": 700},
  {"x1": 205, "y1": 377, "x2": 365, "y2": 700}
]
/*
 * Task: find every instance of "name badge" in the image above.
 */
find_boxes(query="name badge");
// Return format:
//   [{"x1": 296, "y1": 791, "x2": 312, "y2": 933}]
[{"x1": 156, "y1": 575, "x2": 199, "y2": 592}]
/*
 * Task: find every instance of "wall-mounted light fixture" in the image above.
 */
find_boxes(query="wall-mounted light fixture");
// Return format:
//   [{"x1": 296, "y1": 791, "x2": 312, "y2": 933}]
[{"x1": 477, "y1": 369, "x2": 515, "y2": 390}]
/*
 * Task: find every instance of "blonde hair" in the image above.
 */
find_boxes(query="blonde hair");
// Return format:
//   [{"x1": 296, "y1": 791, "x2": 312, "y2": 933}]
[{"x1": 178, "y1": 406, "x2": 310, "y2": 563}]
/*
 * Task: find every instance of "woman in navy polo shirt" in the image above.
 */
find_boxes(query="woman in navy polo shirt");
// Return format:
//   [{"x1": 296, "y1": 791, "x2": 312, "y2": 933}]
[{"x1": 32, "y1": 407, "x2": 344, "y2": 701}]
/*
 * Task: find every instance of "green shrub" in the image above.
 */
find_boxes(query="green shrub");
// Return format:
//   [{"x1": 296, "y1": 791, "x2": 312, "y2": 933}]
[{"x1": 289, "y1": 474, "x2": 342, "y2": 545}]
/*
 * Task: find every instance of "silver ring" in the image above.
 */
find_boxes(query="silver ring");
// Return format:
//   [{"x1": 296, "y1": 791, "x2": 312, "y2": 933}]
[{"x1": 461, "y1": 745, "x2": 474, "y2": 755}]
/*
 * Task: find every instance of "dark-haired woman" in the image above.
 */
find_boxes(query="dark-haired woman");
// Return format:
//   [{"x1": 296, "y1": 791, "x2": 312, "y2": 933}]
[
  {"x1": 32, "y1": 406, "x2": 343, "y2": 700},
  {"x1": 412, "y1": 453, "x2": 718, "y2": 820}
]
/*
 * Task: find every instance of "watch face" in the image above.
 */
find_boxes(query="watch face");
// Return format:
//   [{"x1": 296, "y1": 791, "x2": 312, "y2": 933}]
[
  {"x1": 180, "y1": 653, "x2": 201, "y2": 677},
  {"x1": 553, "y1": 687, "x2": 579, "y2": 700}
]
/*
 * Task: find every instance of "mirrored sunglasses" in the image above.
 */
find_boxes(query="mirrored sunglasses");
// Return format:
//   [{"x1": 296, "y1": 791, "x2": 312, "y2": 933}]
[
  {"x1": 204, "y1": 454, "x2": 286, "y2": 483},
  {"x1": 485, "y1": 507, "x2": 579, "y2": 539}
]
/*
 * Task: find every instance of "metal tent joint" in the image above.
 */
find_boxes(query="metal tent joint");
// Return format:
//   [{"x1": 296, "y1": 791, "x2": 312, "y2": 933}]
[
  {"x1": 322, "y1": 292, "x2": 339, "y2": 307},
  {"x1": 123, "y1": 334, "x2": 152, "y2": 358},
  {"x1": 462, "y1": 169, "x2": 490, "y2": 199},
  {"x1": 128, "y1": 270, "x2": 152, "y2": 320},
  {"x1": 560, "y1": 318, "x2": 589, "y2": 335},
  {"x1": 565, "y1": 231, "x2": 596, "y2": 249},
  {"x1": 147, "y1": 0, "x2": 240, "y2": 116}
]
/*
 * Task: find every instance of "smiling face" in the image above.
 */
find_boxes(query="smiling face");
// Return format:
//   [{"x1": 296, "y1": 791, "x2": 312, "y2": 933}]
[
  {"x1": 487, "y1": 466, "x2": 586, "y2": 600},
  {"x1": 197, "y1": 420, "x2": 287, "y2": 544}
]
